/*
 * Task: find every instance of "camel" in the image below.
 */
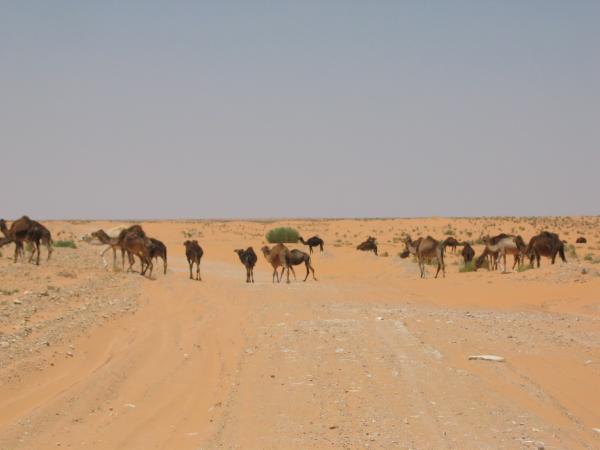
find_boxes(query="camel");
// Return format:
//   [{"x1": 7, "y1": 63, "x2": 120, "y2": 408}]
[
  {"x1": 121, "y1": 232, "x2": 153, "y2": 278},
  {"x1": 184, "y1": 240, "x2": 203, "y2": 280},
  {"x1": 283, "y1": 249, "x2": 317, "y2": 282},
  {"x1": 0, "y1": 217, "x2": 53, "y2": 264},
  {"x1": 461, "y1": 243, "x2": 475, "y2": 265},
  {"x1": 261, "y1": 244, "x2": 291, "y2": 283},
  {"x1": 476, "y1": 234, "x2": 526, "y2": 272},
  {"x1": 357, "y1": 236, "x2": 378, "y2": 256},
  {"x1": 234, "y1": 247, "x2": 258, "y2": 283},
  {"x1": 525, "y1": 231, "x2": 566, "y2": 268},
  {"x1": 118, "y1": 225, "x2": 146, "y2": 270},
  {"x1": 403, "y1": 235, "x2": 445, "y2": 278},
  {"x1": 90, "y1": 229, "x2": 121, "y2": 269},
  {"x1": 298, "y1": 236, "x2": 324, "y2": 254},
  {"x1": 149, "y1": 238, "x2": 168, "y2": 275},
  {"x1": 444, "y1": 236, "x2": 460, "y2": 253}
]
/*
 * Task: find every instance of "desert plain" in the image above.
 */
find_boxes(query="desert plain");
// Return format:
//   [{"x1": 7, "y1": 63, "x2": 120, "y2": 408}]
[{"x1": 1, "y1": 216, "x2": 599, "y2": 449}]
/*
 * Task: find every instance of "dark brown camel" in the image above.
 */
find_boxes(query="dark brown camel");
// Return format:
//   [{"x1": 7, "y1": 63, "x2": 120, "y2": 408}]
[
  {"x1": 444, "y1": 236, "x2": 460, "y2": 253},
  {"x1": 234, "y1": 247, "x2": 257, "y2": 283},
  {"x1": 461, "y1": 243, "x2": 475, "y2": 265},
  {"x1": 283, "y1": 249, "x2": 317, "y2": 282},
  {"x1": 298, "y1": 236, "x2": 324, "y2": 254},
  {"x1": 525, "y1": 231, "x2": 566, "y2": 268},
  {"x1": 357, "y1": 236, "x2": 378, "y2": 256},
  {"x1": 184, "y1": 240, "x2": 203, "y2": 280},
  {"x1": 261, "y1": 244, "x2": 291, "y2": 283},
  {"x1": 149, "y1": 238, "x2": 168, "y2": 275}
]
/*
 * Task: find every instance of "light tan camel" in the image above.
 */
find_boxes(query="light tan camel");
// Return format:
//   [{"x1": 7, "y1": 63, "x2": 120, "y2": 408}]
[
  {"x1": 403, "y1": 235, "x2": 445, "y2": 278},
  {"x1": 261, "y1": 244, "x2": 291, "y2": 283},
  {"x1": 477, "y1": 234, "x2": 526, "y2": 272},
  {"x1": 91, "y1": 229, "x2": 122, "y2": 269}
]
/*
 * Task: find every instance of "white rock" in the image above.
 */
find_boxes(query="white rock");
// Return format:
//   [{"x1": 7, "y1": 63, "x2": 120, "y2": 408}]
[{"x1": 468, "y1": 355, "x2": 505, "y2": 362}]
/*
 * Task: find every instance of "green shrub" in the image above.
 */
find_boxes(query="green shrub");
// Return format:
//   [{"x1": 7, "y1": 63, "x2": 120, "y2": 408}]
[
  {"x1": 266, "y1": 227, "x2": 299, "y2": 244},
  {"x1": 517, "y1": 264, "x2": 533, "y2": 272},
  {"x1": 443, "y1": 228, "x2": 455, "y2": 236},
  {"x1": 459, "y1": 260, "x2": 477, "y2": 273},
  {"x1": 566, "y1": 244, "x2": 577, "y2": 259},
  {"x1": 54, "y1": 240, "x2": 77, "y2": 249},
  {"x1": 584, "y1": 253, "x2": 594, "y2": 261}
]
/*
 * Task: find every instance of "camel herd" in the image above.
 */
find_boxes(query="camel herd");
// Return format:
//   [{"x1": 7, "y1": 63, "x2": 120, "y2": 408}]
[
  {"x1": 0, "y1": 216, "x2": 575, "y2": 281},
  {"x1": 397, "y1": 231, "x2": 568, "y2": 278}
]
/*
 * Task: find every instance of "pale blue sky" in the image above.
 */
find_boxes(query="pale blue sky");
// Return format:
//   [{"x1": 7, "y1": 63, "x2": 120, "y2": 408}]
[{"x1": 2, "y1": 1, "x2": 599, "y2": 219}]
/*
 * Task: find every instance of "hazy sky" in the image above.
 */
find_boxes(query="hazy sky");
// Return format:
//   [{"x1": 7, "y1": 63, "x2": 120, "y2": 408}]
[{"x1": 2, "y1": 1, "x2": 599, "y2": 219}]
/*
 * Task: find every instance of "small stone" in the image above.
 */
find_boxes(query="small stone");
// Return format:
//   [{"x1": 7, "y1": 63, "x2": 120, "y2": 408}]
[{"x1": 13, "y1": 299, "x2": 22, "y2": 305}]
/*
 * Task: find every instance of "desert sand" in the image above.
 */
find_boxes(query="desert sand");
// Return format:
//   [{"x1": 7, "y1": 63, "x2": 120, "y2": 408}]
[{"x1": 1, "y1": 216, "x2": 599, "y2": 449}]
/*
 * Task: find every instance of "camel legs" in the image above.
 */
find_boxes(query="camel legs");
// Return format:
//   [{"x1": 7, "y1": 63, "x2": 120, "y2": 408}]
[
  {"x1": 196, "y1": 260, "x2": 201, "y2": 281},
  {"x1": 188, "y1": 260, "x2": 194, "y2": 279},
  {"x1": 245, "y1": 266, "x2": 251, "y2": 283},
  {"x1": 283, "y1": 266, "x2": 297, "y2": 281},
  {"x1": 304, "y1": 261, "x2": 317, "y2": 281}
]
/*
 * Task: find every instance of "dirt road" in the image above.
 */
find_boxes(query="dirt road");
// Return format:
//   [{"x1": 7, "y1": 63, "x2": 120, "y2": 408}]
[{"x1": 1, "y1": 218, "x2": 599, "y2": 449}]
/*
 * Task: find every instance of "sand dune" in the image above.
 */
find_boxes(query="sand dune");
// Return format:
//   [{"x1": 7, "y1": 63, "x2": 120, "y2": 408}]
[{"x1": 1, "y1": 217, "x2": 599, "y2": 449}]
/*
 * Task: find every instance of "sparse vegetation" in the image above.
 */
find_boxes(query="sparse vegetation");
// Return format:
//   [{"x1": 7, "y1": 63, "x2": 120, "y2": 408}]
[
  {"x1": 459, "y1": 260, "x2": 477, "y2": 273},
  {"x1": 54, "y1": 240, "x2": 77, "y2": 249},
  {"x1": 266, "y1": 227, "x2": 299, "y2": 244}
]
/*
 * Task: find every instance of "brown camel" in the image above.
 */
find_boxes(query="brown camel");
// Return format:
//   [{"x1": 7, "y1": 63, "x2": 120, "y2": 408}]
[
  {"x1": 148, "y1": 238, "x2": 168, "y2": 275},
  {"x1": 0, "y1": 217, "x2": 53, "y2": 264},
  {"x1": 261, "y1": 244, "x2": 291, "y2": 283},
  {"x1": 525, "y1": 231, "x2": 566, "y2": 268},
  {"x1": 298, "y1": 236, "x2": 324, "y2": 254},
  {"x1": 184, "y1": 240, "x2": 203, "y2": 280},
  {"x1": 476, "y1": 234, "x2": 526, "y2": 272},
  {"x1": 234, "y1": 247, "x2": 257, "y2": 283},
  {"x1": 403, "y1": 236, "x2": 445, "y2": 278},
  {"x1": 444, "y1": 236, "x2": 460, "y2": 253},
  {"x1": 356, "y1": 236, "x2": 378, "y2": 256},
  {"x1": 461, "y1": 243, "x2": 475, "y2": 265},
  {"x1": 283, "y1": 249, "x2": 317, "y2": 282},
  {"x1": 118, "y1": 225, "x2": 146, "y2": 270},
  {"x1": 121, "y1": 232, "x2": 153, "y2": 278}
]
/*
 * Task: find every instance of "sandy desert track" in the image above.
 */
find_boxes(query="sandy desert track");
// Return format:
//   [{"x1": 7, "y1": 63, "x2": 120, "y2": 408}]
[{"x1": 1, "y1": 218, "x2": 600, "y2": 449}]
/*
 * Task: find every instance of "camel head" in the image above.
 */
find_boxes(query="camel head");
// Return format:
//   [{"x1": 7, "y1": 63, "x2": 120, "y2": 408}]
[
  {"x1": 234, "y1": 249, "x2": 244, "y2": 256},
  {"x1": 261, "y1": 245, "x2": 271, "y2": 256}
]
